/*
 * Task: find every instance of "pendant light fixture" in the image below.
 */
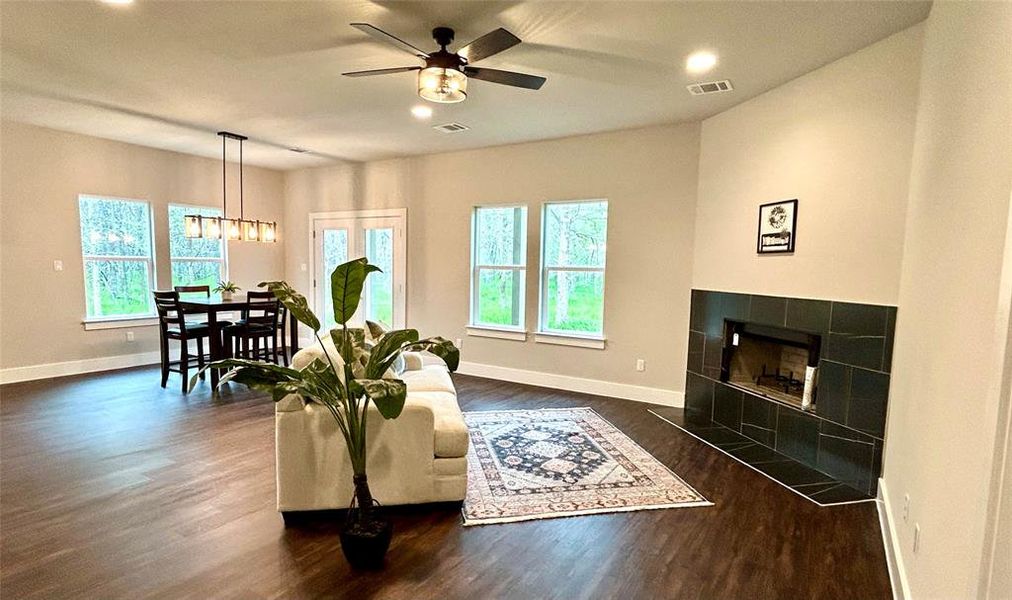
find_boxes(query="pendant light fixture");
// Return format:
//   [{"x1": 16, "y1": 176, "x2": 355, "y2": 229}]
[{"x1": 182, "y1": 131, "x2": 278, "y2": 243}]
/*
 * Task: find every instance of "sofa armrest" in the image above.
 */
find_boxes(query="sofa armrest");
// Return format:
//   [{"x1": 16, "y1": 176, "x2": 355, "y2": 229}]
[{"x1": 275, "y1": 393, "x2": 306, "y2": 413}]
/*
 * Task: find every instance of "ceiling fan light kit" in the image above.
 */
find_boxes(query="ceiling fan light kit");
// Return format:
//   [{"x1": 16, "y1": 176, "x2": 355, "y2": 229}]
[
  {"x1": 344, "y1": 23, "x2": 546, "y2": 104},
  {"x1": 183, "y1": 131, "x2": 277, "y2": 243},
  {"x1": 418, "y1": 66, "x2": 467, "y2": 103}
]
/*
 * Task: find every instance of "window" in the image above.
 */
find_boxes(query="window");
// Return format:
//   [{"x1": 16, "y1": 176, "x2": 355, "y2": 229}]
[
  {"x1": 168, "y1": 204, "x2": 226, "y2": 289},
  {"x1": 539, "y1": 200, "x2": 608, "y2": 338},
  {"x1": 470, "y1": 205, "x2": 528, "y2": 330},
  {"x1": 79, "y1": 196, "x2": 156, "y2": 319}
]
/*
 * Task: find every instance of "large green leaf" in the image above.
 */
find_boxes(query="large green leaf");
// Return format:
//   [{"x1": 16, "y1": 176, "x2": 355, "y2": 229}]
[
  {"x1": 258, "y1": 280, "x2": 320, "y2": 333},
  {"x1": 366, "y1": 328, "x2": 419, "y2": 379},
  {"x1": 189, "y1": 358, "x2": 303, "y2": 394},
  {"x1": 406, "y1": 336, "x2": 460, "y2": 372},
  {"x1": 300, "y1": 357, "x2": 346, "y2": 404},
  {"x1": 351, "y1": 378, "x2": 407, "y2": 419},
  {"x1": 330, "y1": 258, "x2": 381, "y2": 326},
  {"x1": 330, "y1": 328, "x2": 369, "y2": 374}
]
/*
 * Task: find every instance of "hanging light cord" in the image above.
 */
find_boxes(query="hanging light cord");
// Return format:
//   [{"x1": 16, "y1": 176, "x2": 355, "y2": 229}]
[
  {"x1": 221, "y1": 134, "x2": 227, "y2": 216},
  {"x1": 239, "y1": 138, "x2": 244, "y2": 220}
]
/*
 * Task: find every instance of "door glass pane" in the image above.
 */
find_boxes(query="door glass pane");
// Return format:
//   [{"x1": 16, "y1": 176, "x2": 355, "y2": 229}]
[
  {"x1": 84, "y1": 259, "x2": 153, "y2": 317},
  {"x1": 477, "y1": 268, "x2": 523, "y2": 327},
  {"x1": 322, "y1": 228, "x2": 349, "y2": 330},
  {"x1": 545, "y1": 269, "x2": 604, "y2": 334},
  {"x1": 364, "y1": 227, "x2": 394, "y2": 327}
]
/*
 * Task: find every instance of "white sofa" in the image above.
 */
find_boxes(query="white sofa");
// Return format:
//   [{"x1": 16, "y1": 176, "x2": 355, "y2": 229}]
[{"x1": 275, "y1": 338, "x2": 469, "y2": 515}]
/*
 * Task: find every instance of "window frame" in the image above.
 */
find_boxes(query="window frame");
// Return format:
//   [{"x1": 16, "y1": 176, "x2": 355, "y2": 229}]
[
  {"x1": 537, "y1": 199, "x2": 609, "y2": 346},
  {"x1": 167, "y1": 203, "x2": 229, "y2": 289},
  {"x1": 78, "y1": 194, "x2": 158, "y2": 321},
  {"x1": 468, "y1": 204, "x2": 528, "y2": 335}
]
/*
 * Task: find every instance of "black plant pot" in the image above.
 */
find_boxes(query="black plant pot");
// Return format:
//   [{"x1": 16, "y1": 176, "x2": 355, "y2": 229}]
[{"x1": 339, "y1": 511, "x2": 393, "y2": 570}]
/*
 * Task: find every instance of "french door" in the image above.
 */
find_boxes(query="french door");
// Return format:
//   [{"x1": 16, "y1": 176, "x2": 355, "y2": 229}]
[{"x1": 311, "y1": 210, "x2": 406, "y2": 330}]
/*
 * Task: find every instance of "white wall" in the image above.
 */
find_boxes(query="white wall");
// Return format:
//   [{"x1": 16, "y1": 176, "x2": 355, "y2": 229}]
[
  {"x1": 882, "y1": 2, "x2": 1012, "y2": 598},
  {"x1": 693, "y1": 25, "x2": 923, "y2": 305},
  {"x1": 285, "y1": 124, "x2": 701, "y2": 397},
  {"x1": 0, "y1": 122, "x2": 286, "y2": 371}
]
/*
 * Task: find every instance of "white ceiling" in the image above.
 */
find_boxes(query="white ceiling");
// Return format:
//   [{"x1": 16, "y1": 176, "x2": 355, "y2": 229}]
[{"x1": 0, "y1": 1, "x2": 930, "y2": 170}]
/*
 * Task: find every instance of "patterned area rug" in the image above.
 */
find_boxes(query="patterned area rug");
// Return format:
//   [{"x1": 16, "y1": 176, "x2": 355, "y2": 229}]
[{"x1": 462, "y1": 407, "x2": 712, "y2": 525}]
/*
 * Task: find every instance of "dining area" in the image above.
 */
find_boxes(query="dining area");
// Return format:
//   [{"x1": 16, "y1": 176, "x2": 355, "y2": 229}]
[{"x1": 152, "y1": 285, "x2": 301, "y2": 392}]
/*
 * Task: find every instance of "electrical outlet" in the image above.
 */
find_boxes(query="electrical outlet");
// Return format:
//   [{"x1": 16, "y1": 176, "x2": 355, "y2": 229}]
[
  {"x1": 913, "y1": 523, "x2": 921, "y2": 554},
  {"x1": 125, "y1": 331, "x2": 135, "y2": 342},
  {"x1": 455, "y1": 338, "x2": 462, "y2": 349},
  {"x1": 53, "y1": 260, "x2": 63, "y2": 272},
  {"x1": 903, "y1": 494, "x2": 910, "y2": 523},
  {"x1": 635, "y1": 359, "x2": 646, "y2": 372}
]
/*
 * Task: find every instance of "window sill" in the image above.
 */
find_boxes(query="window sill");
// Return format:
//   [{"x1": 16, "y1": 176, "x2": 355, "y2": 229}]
[
  {"x1": 83, "y1": 316, "x2": 159, "y2": 330},
  {"x1": 466, "y1": 325, "x2": 527, "y2": 341},
  {"x1": 534, "y1": 332, "x2": 606, "y2": 349}
]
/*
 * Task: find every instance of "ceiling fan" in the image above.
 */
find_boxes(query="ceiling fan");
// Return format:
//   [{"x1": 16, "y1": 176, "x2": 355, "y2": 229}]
[{"x1": 342, "y1": 23, "x2": 547, "y2": 104}]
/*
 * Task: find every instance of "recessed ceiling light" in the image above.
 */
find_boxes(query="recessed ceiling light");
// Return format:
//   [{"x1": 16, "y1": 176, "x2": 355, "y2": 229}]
[
  {"x1": 101, "y1": 0, "x2": 134, "y2": 5},
  {"x1": 686, "y1": 51, "x2": 718, "y2": 74},
  {"x1": 411, "y1": 105, "x2": 433, "y2": 119}
]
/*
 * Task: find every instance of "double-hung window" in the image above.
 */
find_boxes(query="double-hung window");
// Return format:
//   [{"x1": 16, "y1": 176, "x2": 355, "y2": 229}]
[
  {"x1": 78, "y1": 195, "x2": 156, "y2": 319},
  {"x1": 469, "y1": 205, "x2": 528, "y2": 331},
  {"x1": 538, "y1": 200, "x2": 609, "y2": 341},
  {"x1": 168, "y1": 204, "x2": 227, "y2": 288}
]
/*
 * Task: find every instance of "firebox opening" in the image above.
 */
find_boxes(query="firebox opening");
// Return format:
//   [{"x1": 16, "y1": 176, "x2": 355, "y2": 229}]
[{"x1": 720, "y1": 320, "x2": 822, "y2": 410}]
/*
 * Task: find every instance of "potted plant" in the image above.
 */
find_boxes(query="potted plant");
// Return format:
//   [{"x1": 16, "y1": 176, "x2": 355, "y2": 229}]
[
  {"x1": 213, "y1": 280, "x2": 240, "y2": 301},
  {"x1": 192, "y1": 258, "x2": 458, "y2": 569}
]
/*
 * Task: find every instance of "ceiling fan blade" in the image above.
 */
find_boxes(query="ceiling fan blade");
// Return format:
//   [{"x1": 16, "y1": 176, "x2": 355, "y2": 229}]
[
  {"x1": 458, "y1": 28, "x2": 521, "y2": 63},
  {"x1": 350, "y1": 23, "x2": 429, "y2": 59},
  {"x1": 465, "y1": 67, "x2": 546, "y2": 90},
  {"x1": 342, "y1": 66, "x2": 421, "y2": 77}
]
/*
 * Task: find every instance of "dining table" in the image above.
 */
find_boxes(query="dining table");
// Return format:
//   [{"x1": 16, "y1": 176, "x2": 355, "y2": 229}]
[{"x1": 177, "y1": 294, "x2": 301, "y2": 388}]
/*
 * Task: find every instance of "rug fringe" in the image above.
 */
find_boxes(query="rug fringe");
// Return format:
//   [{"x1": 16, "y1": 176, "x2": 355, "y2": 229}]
[{"x1": 461, "y1": 500, "x2": 715, "y2": 527}]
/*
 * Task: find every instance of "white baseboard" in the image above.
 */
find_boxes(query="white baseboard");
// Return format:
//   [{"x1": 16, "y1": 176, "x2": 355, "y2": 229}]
[
  {"x1": 456, "y1": 360, "x2": 684, "y2": 406},
  {"x1": 1, "y1": 351, "x2": 685, "y2": 410},
  {"x1": 0, "y1": 351, "x2": 162, "y2": 385},
  {"x1": 877, "y1": 478, "x2": 911, "y2": 600}
]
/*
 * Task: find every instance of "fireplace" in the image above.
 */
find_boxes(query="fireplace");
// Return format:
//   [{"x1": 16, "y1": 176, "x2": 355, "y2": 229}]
[{"x1": 720, "y1": 320, "x2": 822, "y2": 410}]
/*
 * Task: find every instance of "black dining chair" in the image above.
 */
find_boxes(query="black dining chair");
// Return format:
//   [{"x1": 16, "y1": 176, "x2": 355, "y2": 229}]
[
  {"x1": 276, "y1": 304, "x2": 290, "y2": 366},
  {"x1": 153, "y1": 290, "x2": 212, "y2": 393},
  {"x1": 224, "y1": 291, "x2": 283, "y2": 364},
  {"x1": 173, "y1": 284, "x2": 210, "y2": 297},
  {"x1": 174, "y1": 284, "x2": 232, "y2": 329}
]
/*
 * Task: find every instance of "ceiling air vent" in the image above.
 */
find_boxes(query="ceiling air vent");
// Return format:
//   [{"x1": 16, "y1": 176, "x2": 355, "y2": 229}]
[
  {"x1": 433, "y1": 122, "x2": 470, "y2": 134},
  {"x1": 687, "y1": 80, "x2": 733, "y2": 96}
]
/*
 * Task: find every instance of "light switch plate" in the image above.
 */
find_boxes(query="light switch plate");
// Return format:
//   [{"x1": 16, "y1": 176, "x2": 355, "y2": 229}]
[{"x1": 53, "y1": 260, "x2": 63, "y2": 271}]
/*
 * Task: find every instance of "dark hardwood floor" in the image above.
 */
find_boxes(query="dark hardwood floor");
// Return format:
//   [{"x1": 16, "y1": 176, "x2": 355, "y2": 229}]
[{"x1": 0, "y1": 367, "x2": 891, "y2": 599}]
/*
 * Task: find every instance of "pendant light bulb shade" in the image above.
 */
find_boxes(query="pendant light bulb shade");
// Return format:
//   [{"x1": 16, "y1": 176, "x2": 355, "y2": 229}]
[
  {"x1": 224, "y1": 218, "x2": 241, "y2": 241},
  {"x1": 259, "y1": 221, "x2": 277, "y2": 243},
  {"x1": 241, "y1": 219, "x2": 260, "y2": 241},
  {"x1": 202, "y1": 216, "x2": 222, "y2": 240},
  {"x1": 184, "y1": 215, "x2": 203, "y2": 238},
  {"x1": 418, "y1": 67, "x2": 467, "y2": 103}
]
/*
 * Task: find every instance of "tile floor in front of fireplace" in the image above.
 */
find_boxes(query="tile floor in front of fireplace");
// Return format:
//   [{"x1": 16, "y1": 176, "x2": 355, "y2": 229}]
[{"x1": 650, "y1": 406, "x2": 875, "y2": 506}]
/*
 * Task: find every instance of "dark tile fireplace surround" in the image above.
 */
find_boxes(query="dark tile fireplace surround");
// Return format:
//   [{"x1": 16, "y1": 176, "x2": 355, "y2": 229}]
[{"x1": 654, "y1": 289, "x2": 896, "y2": 505}]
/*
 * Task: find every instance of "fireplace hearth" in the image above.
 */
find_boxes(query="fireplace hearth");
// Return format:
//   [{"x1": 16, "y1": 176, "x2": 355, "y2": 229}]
[
  {"x1": 683, "y1": 289, "x2": 896, "y2": 499},
  {"x1": 721, "y1": 321, "x2": 821, "y2": 410}
]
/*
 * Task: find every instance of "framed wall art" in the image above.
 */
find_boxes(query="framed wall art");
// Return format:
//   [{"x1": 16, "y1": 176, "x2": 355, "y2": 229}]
[{"x1": 757, "y1": 199, "x2": 798, "y2": 254}]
